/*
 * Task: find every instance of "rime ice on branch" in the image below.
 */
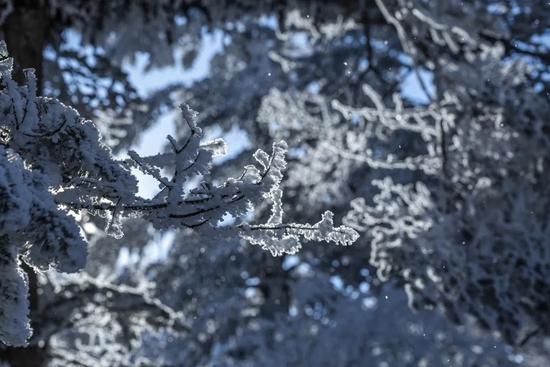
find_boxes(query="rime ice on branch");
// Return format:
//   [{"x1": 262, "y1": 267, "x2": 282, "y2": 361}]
[{"x1": 0, "y1": 41, "x2": 357, "y2": 346}]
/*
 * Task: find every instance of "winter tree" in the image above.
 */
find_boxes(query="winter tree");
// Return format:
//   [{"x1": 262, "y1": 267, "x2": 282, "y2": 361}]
[{"x1": 1, "y1": 0, "x2": 549, "y2": 366}]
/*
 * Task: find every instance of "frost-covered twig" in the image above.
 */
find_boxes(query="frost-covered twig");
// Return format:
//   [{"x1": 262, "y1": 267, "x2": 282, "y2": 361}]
[{"x1": 0, "y1": 43, "x2": 358, "y2": 346}]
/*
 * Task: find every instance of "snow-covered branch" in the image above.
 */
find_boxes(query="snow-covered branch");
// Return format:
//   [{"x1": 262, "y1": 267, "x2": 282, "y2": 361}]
[{"x1": 0, "y1": 42, "x2": 357, "y2": 346}]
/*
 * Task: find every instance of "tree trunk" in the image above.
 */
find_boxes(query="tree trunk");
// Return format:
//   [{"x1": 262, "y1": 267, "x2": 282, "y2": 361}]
[
  {"x1": 0, "y1": 3, "x2": 49, "y2": 367},
  {"x1": 2, "y1": 1, "x2": 48, "y2": 89}
]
